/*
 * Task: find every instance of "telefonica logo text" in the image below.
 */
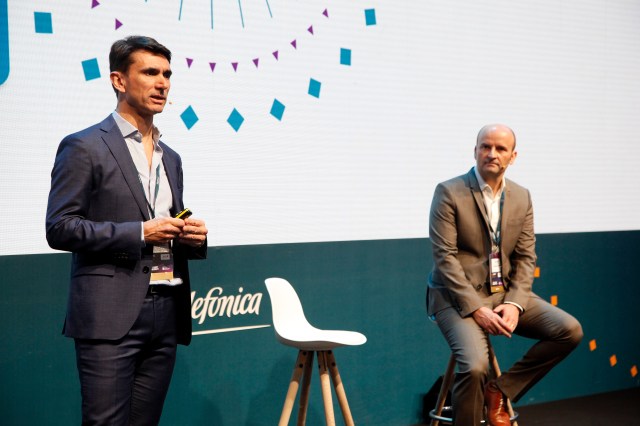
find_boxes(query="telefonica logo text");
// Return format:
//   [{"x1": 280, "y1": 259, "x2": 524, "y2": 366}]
[{"x1": 191, "y1": 286, "x2": 263, "y2": 325}]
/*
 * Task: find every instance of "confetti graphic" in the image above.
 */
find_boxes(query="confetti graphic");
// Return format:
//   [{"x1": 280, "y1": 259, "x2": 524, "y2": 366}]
[
  {"x1": 308, "y1": 78, "x2": 321, "y2": 98},
  {"x1": 227, "y1": 108, "x2": 244, "y2": 132},
  {"x1": 34, "y1": 11, "x2": 53, "y2": 34},
  {"x1": 270, "y1": 99, "x2": 285, "y2": 121},
  {"x1": 340, "y1": 48, "x2": 352, "y2": 66},
  {"x1": 65, "y1": 4, "x2": 373, "y2": 135},
  {"x1": 365, "y1": 8, "x2": 377, "y2": 26},
  {"x1": 181, "y1": 106, "x2": 199, "y2": 130},
  {"x1": 537, "y1": 264, "x2": 639, "y2": 383},
  {"x1": 81, "y1": 58, "x2": 100, "y2": 81}
]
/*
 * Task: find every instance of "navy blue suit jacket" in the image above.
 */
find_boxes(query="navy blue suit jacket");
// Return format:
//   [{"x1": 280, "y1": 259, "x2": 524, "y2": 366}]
[{"x1": 46, "y1": 115, "x2": 205, "y2": 345}]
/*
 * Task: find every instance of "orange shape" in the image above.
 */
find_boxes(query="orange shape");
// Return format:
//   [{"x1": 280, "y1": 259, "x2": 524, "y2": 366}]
[
  {"x1": 631, "y1": 366, "x2": 638, "y2": 378},
  {"x1": 589, "y1": 339, "x2": 597, "y2": 351},
  {"x1": 534, "y1": 267, "x2": 540, "y2": 278},
  {"x1": 610, "y1": 355, "x2": 617, "y2": 367},
  {"x1": 550, "y1": 295, "x2": 558, "y2": 306}
]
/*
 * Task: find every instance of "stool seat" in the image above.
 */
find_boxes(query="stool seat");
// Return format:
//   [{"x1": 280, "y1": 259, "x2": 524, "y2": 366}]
[
  {"x1": 265, "y1": 277, "x2": 366, "y2": 426},
  {"x1": 429, "y1": 340, "x2": 519, "y2": 426},
  {"x1": 275, "y1": 324, "x2": 366, "y2": 352}
]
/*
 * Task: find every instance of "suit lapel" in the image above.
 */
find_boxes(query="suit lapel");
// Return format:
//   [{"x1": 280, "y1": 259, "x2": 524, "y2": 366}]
[
  {"x1": 99, "y1": 116, "x2": 151, "y2": 221},
  {"x1": 500, "y1": 181, "x2": 512, "y2": 244},
  {"x1": 161, "y1": 147, "x2": 182, "y2": 216},
  {"x1": 467, "y1": 168, "x2": 491, "y2": 235}
]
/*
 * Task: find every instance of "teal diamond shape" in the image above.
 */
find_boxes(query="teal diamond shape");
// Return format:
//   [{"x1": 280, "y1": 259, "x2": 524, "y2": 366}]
[
  {"x1": 227, "y1": 108, "x2": 244, "y2": 132},
  {"x1": 270, "y1": 99, "x2": 285, "y2": 121},
  {"x1": 181, "y1": 106, "x2": 199, "y2": 130},
  {"x1": 308, "y1": 78, "x2": 321, "y2": 98}
]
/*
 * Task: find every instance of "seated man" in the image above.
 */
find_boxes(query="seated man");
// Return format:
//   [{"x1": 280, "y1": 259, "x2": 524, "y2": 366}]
[{"x1": 426, "y1": 124, "x2": 583, "y2": 425}]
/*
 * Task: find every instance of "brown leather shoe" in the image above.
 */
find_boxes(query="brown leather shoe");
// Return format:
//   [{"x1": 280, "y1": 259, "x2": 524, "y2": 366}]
[{"x1": 484, "y1": 380, "x2": 511, "y2": 426}]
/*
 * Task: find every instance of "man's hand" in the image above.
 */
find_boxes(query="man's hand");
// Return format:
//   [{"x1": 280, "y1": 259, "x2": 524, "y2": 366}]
[
  {"x1": 493, "y1": 303, "x2": 520, "y2": 333},
  {"x1": 472, "y1": 305, "x2": 516, "y2": 338},
  {"x1": 177, "y1": 217, "x2": 208, "y2": 248},
  {"x1": 144, "y1": 217, "x2": 185, "y2": 245}
]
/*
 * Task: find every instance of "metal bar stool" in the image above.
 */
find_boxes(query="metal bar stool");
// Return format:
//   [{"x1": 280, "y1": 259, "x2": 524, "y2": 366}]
[{"x1": 429, "y1": 340, "x2": 519, "y2": 425}]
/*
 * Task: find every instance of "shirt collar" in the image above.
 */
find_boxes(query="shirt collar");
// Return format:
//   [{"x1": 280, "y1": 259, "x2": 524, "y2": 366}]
[
  {"x1": 111, "y1": 111, "x2": 161, "y2": 143},
  {"x1": 473, "y1": 166, "x2": 506, "y2": 197}
]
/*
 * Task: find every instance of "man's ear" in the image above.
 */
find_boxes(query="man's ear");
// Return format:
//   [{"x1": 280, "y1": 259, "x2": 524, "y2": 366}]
[
  {"x1": 110, "y1": 71, "x2": 125, "y2": 94},
  {"x1": 509, "y1": 151, "x2": 518, "y2": 165}
]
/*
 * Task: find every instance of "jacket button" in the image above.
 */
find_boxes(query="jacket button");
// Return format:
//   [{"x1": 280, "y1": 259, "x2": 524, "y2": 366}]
[{"x1": 143, "y1": 266, "x2": 150, "y2": 274}]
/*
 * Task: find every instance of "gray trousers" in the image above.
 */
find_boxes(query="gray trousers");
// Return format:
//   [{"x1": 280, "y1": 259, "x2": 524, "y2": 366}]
[{"x1": 435, "y1": 293, "x2": 583, "y2": 426}]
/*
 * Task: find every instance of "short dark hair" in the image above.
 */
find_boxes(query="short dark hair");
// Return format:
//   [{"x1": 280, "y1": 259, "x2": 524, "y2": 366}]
[
  {"x1": 109, "y1": 35, "x2": 171, "y2": 73},
  {"x1": 109, "y1": 36, "x2": 171, "y2": 95}
]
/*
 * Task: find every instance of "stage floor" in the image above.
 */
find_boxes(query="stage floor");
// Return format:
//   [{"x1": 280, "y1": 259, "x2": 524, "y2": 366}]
[
  {"x1": 416, "y1": 387, "x2": 640, "y2": 426},
  {"x1": 515, "y1": 387, "x2": 640, "y2": 426}
]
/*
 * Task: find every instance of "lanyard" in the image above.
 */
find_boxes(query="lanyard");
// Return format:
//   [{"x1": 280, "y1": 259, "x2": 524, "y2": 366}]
[
  {"x1": 482, "y1": 190, "x2": 505, "y2": 250},
  {"x1": 138, "y1": 164, "x2": 161, "y2": 219}
]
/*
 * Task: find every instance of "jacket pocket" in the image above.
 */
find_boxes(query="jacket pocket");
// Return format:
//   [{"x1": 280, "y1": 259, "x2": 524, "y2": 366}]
[{"x1": 72, "y1": 262, "x2": 116, "y2": 277}]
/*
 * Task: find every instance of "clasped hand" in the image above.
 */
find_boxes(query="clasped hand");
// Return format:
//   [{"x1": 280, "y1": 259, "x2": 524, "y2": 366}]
[
  {"x1": 143, "y1": 216, "x2": 208, "y2": 247},
  {"x1": 472, "y1": 304, "x2": 520, "y2": 338}
]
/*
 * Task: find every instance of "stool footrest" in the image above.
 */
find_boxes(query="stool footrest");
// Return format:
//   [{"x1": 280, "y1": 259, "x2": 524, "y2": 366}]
[
  {"x1": 429, "y1": 406, "x2": 519, "y2": 424},
  {"x1": 429, "y1": 339, "x2": 519, "y2": 426}
]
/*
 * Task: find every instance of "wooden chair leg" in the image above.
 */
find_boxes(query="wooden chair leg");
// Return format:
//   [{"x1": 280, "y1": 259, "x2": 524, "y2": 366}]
[
  {"x1": 430, "y1": 354, "x2": 456, "y2": 426},
  {"x1": 296, "y1": 351, "x2": 315, "y2": 426},
  {"x1": 326, "y1": 350, "x2": 355, "y2": 426},
  {"x1": 317, "y1": 350, "x2": 336, "y2": 426},
  {"x1": 488, "y1": 342, "x2": 518, "y2": 426},
  {"x1": 278, "y1": 350, "x2": 308, "y2": 426}
]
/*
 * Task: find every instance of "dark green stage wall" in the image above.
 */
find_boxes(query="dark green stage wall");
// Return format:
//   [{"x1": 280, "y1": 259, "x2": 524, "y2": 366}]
[{"x1": 1, "y1": 231, "x2": 639, "y2": 425}]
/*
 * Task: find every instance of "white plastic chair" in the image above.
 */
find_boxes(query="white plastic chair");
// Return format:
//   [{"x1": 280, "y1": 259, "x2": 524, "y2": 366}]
[{"x1": 265, "y1": 277, "x2": 367, "y2": 426}]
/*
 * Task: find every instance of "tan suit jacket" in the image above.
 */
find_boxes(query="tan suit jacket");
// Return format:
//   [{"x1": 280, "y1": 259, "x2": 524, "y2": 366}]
[{"x1": 427, "y1": 168, "x2": 537, "y2": 318}]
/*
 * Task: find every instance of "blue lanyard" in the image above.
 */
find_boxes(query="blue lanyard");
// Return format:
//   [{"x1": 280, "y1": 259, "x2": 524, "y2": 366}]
[{"x1": 138, "y1": 164, "x2": 161, "y2": 219}]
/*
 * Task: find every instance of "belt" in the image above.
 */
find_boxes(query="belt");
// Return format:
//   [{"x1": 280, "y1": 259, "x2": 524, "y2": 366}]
[{"x1": 147, "y1": 285, "x2": 180, "y2": 296}]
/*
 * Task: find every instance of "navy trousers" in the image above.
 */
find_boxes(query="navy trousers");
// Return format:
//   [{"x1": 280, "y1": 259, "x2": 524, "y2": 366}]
[{"x1": 74, "y1": 291, "x2": 178, "y2": 426}]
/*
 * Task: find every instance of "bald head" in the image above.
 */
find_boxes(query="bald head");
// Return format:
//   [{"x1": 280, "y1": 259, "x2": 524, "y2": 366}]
[
  {"x1": 476, "y1": 124, "x2": 516, "y2": 150},
  {"x1": 474, "y1": 124, "x2": 518, "y2": 190}
]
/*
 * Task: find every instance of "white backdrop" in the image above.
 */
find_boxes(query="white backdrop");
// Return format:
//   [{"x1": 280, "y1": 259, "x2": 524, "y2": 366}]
[{"x1": 1, "y1": 0, "x2": 639, "y2": 255}]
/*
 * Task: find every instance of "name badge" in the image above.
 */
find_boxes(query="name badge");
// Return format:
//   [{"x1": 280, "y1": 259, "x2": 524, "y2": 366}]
[
  {"x1": 489, "y1": 250, "x2": 505, "y2": 293},
  {"x1": 150, "y1": 245, "x2": 174, "y2": 281}
]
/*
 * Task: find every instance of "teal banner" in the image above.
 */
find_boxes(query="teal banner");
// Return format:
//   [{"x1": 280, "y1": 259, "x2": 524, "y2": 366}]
[{"x1": 1, "y1": 232, "x2": 639, "y2": 425}]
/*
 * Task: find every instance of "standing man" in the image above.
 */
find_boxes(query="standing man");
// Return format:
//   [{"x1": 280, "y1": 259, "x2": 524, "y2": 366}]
[
  {"x1": 46, "y1": 36, "x2": 208, "y2": 425},
  {"x1": 427, "y1": 124, "x2": 583, "y2": 425}
]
